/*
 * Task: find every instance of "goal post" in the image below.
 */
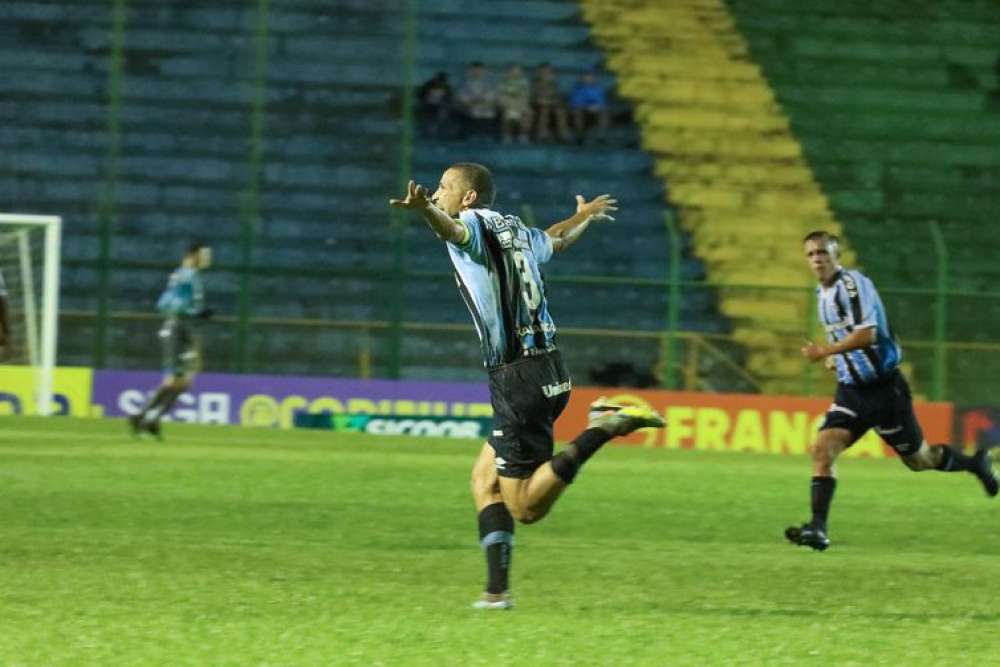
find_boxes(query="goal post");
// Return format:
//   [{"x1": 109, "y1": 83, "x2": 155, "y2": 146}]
[{"x1": 0, "y1": 213, "x2": 62, "y2": 416}]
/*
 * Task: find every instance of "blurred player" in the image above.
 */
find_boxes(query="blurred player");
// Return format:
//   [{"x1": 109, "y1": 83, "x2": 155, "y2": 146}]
[
  {"x1": 390, "y1": 163, "x2": 665, "y2": 609},
  {"x1": 129, "y1": 243, "x2": 213, "y2": 439},
  {"x1": 786, "y1": 231, "x2": 998, "y2": 551},
  {"x1": 0, "y1": 267, "x2": 9, "y2": 360}
]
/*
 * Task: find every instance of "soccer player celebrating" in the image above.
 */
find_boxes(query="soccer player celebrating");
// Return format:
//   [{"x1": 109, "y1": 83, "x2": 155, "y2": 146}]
[
  {"x1": 390, "y1": 163, "x2": 665, "y2": 609},
  {"x1": 129, "y1": 243, "x2": 212, "y2": 439},
  {"x1": 786, "y1": 231, "x2": 998, "y2": 551}
]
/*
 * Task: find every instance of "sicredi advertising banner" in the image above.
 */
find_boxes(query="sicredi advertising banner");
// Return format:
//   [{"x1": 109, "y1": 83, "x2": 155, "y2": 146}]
[
  {"x1": 0, "y1": 365, "x2": 94, "y2": 416},
  {"x1": 91, "y1": 370, "x2": 493, "y2": 428},
  {"x1": 555, "y1": 387, "x2": 953, "y2": 458}
]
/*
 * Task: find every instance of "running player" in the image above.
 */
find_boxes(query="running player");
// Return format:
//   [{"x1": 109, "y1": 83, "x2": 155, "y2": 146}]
[
  {"x1": 390, "y1": 163, "x2": 665, "y2": 608},
  {"x1": 129, "y1": 243, "x2": 212, "y2": 439},
  {"x1": 786, "y1": 231, "x2": 997, "y2": 551}
]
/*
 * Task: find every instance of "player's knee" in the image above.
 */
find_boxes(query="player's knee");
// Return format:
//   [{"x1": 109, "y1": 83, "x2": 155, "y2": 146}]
[
  {"x1": 901, "y1": 443, "x2": 936, "y2": 472},
  {"x1": 509, "y1": 506, "x2": 543, "y2": 525}
]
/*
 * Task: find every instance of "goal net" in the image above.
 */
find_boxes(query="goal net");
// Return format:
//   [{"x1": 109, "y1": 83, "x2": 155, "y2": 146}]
[{"x1": 0, "y1": 214, "x2": 62, "y2": 416}]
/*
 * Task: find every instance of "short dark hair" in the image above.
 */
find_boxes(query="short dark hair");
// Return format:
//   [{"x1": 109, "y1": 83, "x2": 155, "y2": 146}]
[
  {"x1": 802, "y1": 230, "x2": 837, "y2": 245},
  {"x1": 186, "y1": 241, "x2": 206, "y2": 256},
  {"x1": 803, "y1": 230, "x2": 839, "y2": 258},
  {"x1": 449, "y1": 162, "x2": 496, "y2": 207}
]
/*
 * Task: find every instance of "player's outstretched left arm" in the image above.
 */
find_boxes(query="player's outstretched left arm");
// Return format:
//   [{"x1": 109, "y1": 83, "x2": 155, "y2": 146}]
[
  {"x1": 389, "y1": 180, "x2": 466, "y2": 244},
  {"x1": 545, "y1": 194, "x2": 617, "y2": 253}
]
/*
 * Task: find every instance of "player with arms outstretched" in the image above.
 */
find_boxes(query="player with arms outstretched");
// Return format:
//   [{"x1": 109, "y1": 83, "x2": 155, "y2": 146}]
[
  {"x1": 390, "y1": 163, "x2": 665, "y2": 608},
  {"x1": 129, "y1": 243, "x2": 213, "y2": 439},
  {"x1": 786, "y1": 231, "x2": 997, "y2": 551}
]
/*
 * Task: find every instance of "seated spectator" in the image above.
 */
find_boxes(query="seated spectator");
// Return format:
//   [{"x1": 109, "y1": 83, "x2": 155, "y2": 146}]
[
  {"x1": 531, "y1": 63, "x2": 570, "y2": 143},
  {"x1": 568, "y1": 69, "x2": 611, "y2": 144},
  {"x1": 496, "y1": 65, "x2": 532, "y2": 144},
  {"x1": 417, "y1": 71, "x2": 453, "y2": 138},
  {"x1": 457, "y1": 62, "x2": 497, "y2": 140}
]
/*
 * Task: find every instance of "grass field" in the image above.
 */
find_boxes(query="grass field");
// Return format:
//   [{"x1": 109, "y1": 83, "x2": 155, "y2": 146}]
[{"x1": 1, "y1": 416, "x2": 997, "y2": 665}]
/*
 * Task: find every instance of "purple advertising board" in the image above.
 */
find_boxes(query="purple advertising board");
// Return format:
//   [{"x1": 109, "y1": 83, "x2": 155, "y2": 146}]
[{"x1": 92, "y1": 370, "x2": 492, "y2": 428}]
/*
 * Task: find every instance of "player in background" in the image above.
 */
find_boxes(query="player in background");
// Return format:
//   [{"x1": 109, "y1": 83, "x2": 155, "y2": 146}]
[
  {"x1": 0, "y1": 268, "x2": 9, "y2": 360},
  {"x1": 786, "y1": 231, "x2": 998, "y2": 551},
  {"x1": 390, "y1": 163, "x2": 665, "y2": 609},
  {"x1": 129, "y1": 243, "x2": 213, "y2": 439}
]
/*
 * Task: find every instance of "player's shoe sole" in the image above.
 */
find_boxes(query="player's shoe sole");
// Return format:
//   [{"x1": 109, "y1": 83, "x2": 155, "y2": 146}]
[
  {"x1": 587, "y1": 397, "x2": 666, "y2": 436},
  {"x1": 973, "y1": 449, "x2": 998, "y2": 497},
  {"x1": 784, "y1": 523, "x2": 830, "y2": 551}
]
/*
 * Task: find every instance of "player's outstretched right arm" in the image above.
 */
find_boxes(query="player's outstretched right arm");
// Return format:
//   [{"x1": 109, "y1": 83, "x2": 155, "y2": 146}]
[{"x1": 389, "y1": 180, "x2": 467, "y2": 244}]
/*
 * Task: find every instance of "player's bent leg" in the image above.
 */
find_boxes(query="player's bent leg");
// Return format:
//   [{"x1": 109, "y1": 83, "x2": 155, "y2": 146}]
[
  {"x1": 497, "y1": 400, "x2": 666, "y2": 524},
  {"x1": 902, "y1": 441, "x2": 999, "y2": 497},
  {"x1": 497, "y1": 469, "x2": 566, "y2": 525}
]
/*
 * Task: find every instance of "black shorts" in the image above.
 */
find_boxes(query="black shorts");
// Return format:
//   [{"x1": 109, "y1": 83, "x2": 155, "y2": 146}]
[
  {"x1": 159, "y1": 319, "x2": 200, "y2": 377},
  {"x1": 488, "y1": 350, "x2": 571, "y2": 479},
  {"x1": 819, "y1": 371, "x2": 924, "y2": 456}
]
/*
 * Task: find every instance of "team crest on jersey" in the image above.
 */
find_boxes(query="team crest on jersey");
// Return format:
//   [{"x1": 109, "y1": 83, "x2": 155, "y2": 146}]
[{"x1": 842, "y1": 273, "x2": 858, "y2": 298}]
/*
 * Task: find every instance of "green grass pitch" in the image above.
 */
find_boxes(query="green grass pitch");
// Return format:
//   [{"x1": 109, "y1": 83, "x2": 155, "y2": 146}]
[{"x1": 1, "y1": 416, "x2": 997, "y2": 665}]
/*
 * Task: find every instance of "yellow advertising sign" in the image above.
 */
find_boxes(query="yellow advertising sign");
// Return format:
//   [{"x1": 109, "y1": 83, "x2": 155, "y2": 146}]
[{"x1": 0, "y1": 366, "x2": 95, "y2": 417}]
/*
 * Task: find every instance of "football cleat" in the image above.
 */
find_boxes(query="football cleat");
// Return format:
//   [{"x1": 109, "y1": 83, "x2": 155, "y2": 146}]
[
  {"x1": 972, "y1": 449, "x2": 999, "y2": 497},
  {"x1": 145, "y1": 420, "x2": 163, "y2": 442},
  {"x1": 472, "y1": 592, "x2": 514, "y2": 610},
  {"x1": 785, "y1": 523, "x2": 830, "y2": 551},
  {"x1": 128, "y1": 414, "x2": 143, "y2": 438},
  {"x1": 587, "y1": 397, "x2": 665, "y2": 436}
]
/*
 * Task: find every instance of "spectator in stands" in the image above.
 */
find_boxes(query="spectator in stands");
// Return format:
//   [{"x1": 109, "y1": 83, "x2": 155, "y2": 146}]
[
  {"x1": 417, "y1": 71, "x2": 454, "y2": 138},
  {"x1": 568, "y1": 69, "x2": 611, "y2": 144},
  {"x1": 458, "y1": 62, "x2": 497, "y2": 140},
  {"x1": 496, "y1": 65, "x2": 532, "y2": 144},
  {"x1": 531, "y1": 63, "x2": 570, "y2": 143}
]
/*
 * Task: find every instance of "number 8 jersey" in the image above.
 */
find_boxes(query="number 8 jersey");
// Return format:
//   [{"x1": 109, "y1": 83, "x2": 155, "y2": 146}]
[{"x1": 447, "y1": 208, "x2": 557, "y2": 370}]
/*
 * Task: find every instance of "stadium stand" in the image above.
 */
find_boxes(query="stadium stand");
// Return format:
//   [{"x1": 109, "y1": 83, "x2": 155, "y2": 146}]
[
  {"x1": 726, "y1": 0, "x2": 1000, "y2": 403},
  {"x1": 1, "y1": 0, "x2": 735, "y2": 388}
]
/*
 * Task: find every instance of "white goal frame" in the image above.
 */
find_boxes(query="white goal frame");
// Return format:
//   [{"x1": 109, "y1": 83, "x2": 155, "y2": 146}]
[{"x1": 0, "y1": 213, "x2": 62, "y2": 416}]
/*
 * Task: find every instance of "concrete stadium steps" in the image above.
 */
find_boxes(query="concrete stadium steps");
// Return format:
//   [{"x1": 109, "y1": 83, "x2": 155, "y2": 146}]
[
  {"x1": 727, "y1": 0, "x2": 1000, "y2": 403},
  {"x1": 581, "y1": 0, "x2": 859, "y2": 394}
]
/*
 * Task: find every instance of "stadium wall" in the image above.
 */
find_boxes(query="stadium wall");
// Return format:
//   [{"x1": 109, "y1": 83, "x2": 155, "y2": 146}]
[{"x1": 0, "y1": 366, "x2": 953, "y2": 457}]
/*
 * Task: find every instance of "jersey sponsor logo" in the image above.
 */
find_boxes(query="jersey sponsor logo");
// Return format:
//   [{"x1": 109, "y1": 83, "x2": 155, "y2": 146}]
[{"x1": 542, "y1": 380, "x2": 572, "y2": 398}]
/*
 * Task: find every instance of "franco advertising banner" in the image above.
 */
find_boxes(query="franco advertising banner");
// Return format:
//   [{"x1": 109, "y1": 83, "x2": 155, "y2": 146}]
[
  {"x1": 91, "y1": 370, "x2": 492, "y2": 429},
  {"x1": 0, "y1": 365, "x2": 94, "y2": 416},
  {"x1": 555, "y1": 387, "x2": 954, "y2": 459}
]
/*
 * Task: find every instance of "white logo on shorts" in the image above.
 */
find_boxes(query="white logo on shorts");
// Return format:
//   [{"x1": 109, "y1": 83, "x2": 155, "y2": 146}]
[
  {"x1": 495, "y1": 457, "x2": 507, "y2": 470},
  {"x1": 493, "y1": 429, "x2": 503, "y2": 437}
]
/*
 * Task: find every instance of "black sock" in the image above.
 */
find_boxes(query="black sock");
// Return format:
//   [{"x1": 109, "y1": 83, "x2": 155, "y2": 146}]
[
  {"x1": 550, "y1": 428, "x2": 612, "y2": 484},
  {"x1": 478, "y1": 503, "x2": 514, "y2": 595},
  {"x1": 145, "y1": 387, "x2": 185, "y2": 423},
  {"x1": 139, "y1": 387, "x2": 172, "y2": 421},
  {"x1": 810, "y1": 476, "x2": 836, "y2": 532},
  {"x1": 934, "y1": 445, "x2": 977, "y2": 472}
]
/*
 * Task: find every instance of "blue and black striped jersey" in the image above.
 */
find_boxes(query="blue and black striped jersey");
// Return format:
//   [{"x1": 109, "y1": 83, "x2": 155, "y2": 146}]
[
  {"x1": 816, "y1": 268, "x2": 901, "y2": 385},
  {"x1": 447, "y1": 208, "x2": 556, "y2": 369}
]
